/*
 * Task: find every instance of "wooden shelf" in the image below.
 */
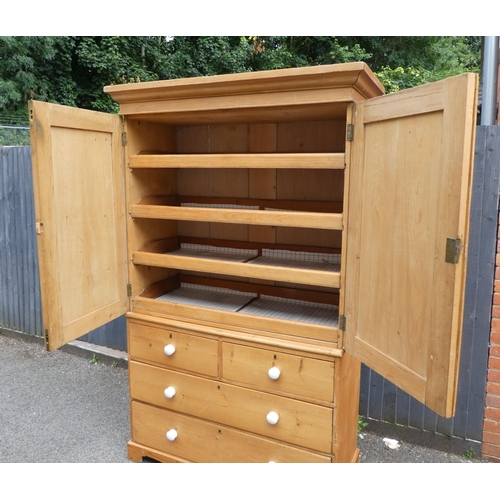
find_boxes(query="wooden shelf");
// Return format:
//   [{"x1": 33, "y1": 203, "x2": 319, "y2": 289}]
[
  {"x1": 132, "y1": 275, "x2": 340, "y2": 344},
  {"x1": 129, "y1": 153, "x2": 345, "y2": 169},
  {"x1": 133, "y1": 251, "x2": 340, "y2": 288},
  {"x1": 131, "y1": 204, "x2": 343, "y2": 230},
  {"x1": 132, "y1": 247, "x2": 341, "y2": 289}
]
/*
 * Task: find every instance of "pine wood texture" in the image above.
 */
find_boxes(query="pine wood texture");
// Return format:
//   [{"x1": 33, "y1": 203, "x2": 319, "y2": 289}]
[
  {"x1": 131, "y1": 204, "x2": 343, "y2": 230},
  {"x1": 332, "y1": 350, "x2": 361, "y2": 461},
  {"x1": 130, "y1": 401, "x2": 332, "y2": 463},
  {"x1": 344, "y1": 73, "x2": 478, "y2": 417},
  {"x1": 129, "y1": 153, "x2": 345, "y2": 169},
  {"x1": 128, "y1": 322, "x2": 218, "y2": 376},
  {"x1": 127, "y1": 313, "x2": 343, "y2": 358},
  {"x1": 129, "y1": 361, "x2": 333, "y2": 452},
  {"x1": 127, "y1": 314, "x2": 342, "y2": 461},
  {"x1": 132, "y1": 296, "x2": 339, "y2": 343},
  {"x1": 30, "y1": 63, "x2": 479, "y2": 463},
  {"x1": 124, "y1": 121, "x2": 178, "y2": 297},
  {"x1": 221, "y1": 342, "x2": 335, "y2": 402},
  {"x1": 28, "y1": 101, "x2": 128, "y2": 350},
  {"x1": 104, "y1": 62, "x2": 384, "y2": 125},
  {"x1": 132, "y1": 250, "x2": 341, "y2": 288}
]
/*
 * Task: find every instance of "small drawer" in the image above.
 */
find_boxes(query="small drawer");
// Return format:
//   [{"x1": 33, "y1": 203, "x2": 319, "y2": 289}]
[
  {"x1": 129, "y1": 361, "x2": 333, "y2": 453},
  {"x1": 131, "y1": 401, "x2": 331, "y2": 463},
  {"x1": 128, "y1": 321, "x2": 218, "y2": 377},
  {"x1": 222, "y1": 343, "x2": 335, "y2": 402}
]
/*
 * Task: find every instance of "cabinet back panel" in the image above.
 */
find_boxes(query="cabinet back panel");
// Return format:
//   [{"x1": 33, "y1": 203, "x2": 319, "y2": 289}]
[
  {"x1": 210, "y1": 124, "x2": 250, "y2": 152},
  {"x1": 277, "y1": 169, "x2": 344, "y2": 202},
  {"x1": 175, "y1": 125, "x2": 209, "y2": 153},
  {"x1": 277, "y1": 120, "x2": 346, "y2": 153},
  {"x1": 276, "y1": 227, "x2": 342, "y2": 249},
  {"x1": 249, "y1": 123, "x2": 277, "y2": 152},
  {"x1": 126, "y1": 120, "x2": 175, "y2": 155},
  {"x1": 129, "y1": 169, "x2": 178, "y2": 203},
  {"x1": 175, "y1": 120, "x2": 343, "y2": 154}
]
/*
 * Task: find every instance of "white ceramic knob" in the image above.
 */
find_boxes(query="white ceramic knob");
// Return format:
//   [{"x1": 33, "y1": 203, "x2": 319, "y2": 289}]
[
  {"x1": 166, "y1": 429, "x2": 178, "y2": 441},
  {"x1": 164, "y1": 344, "x2": 176, "y2": 356},
  {"x1": 164, "y1": 386, "x2": 176, "y2": 399},
  {"x1": 268, "y1": 366, "x2": 281, "y2": 380},
  {"x1": 266, "y1": 411, "x2": 279, "y2": 425}
]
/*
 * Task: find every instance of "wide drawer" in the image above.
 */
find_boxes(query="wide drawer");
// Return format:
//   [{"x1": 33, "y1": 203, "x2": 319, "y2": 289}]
[
  {"x1": 131, "y1": 400, "x2": 331, "y2": 463},
  {"x1": 221, "y1": 342, "x2": 335, "y2": 402},
  {"x1": 128, "y1": 321, "x2": 218, "y2": 376},
  {"x1": 129, "y1": 361, "x2": 333, "y2": 453}
]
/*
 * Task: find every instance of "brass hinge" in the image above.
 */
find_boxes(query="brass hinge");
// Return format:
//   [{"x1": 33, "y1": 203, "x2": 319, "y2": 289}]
[
  {"x1": 44, "y1": 329, "x2": 49, "y2": 350},
  {"x1": 445, "y1": 238, "x2": 461, "y2": 264},
  {"x1": 122, "y1": 132, "x2": 127, "y2": 146},
  {"x1": 339, "y1": 315, "x2": 346, "y2": 331},
  {"x1": 29, "y1": 107, "x2": 34, "y2": 127},
  {"x1": 346, "y1": 124, "x2": 354, "y2": 142},
  {"x1": 127, "y1": 283, "x2": 132, "y2": 297}
]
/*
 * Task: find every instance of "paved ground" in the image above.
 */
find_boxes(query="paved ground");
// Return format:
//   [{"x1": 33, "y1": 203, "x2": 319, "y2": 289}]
[
  {"x1": 358, "y1": 430, "x2": 486, "y2": 463},
  {"x1": 0, "y1": 331, "x2": 488, "y2": 463}
]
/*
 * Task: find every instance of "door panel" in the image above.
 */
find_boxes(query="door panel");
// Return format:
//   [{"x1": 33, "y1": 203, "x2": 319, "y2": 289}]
[
  {"x1": 29, "y1": 101, "x2": 128, "y2": 350},
  {"x1": 344, "y1": 74, "x2": 478, "y2": 417}
]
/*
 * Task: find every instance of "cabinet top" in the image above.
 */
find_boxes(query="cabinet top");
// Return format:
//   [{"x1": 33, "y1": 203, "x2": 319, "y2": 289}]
[{"x1": 103, "y1": 62, "x2": 384, "y2": 122}]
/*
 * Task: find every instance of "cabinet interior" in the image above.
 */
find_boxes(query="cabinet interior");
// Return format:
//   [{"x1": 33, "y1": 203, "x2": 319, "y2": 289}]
[{"x1": 126, "y1": 110, "x2": 349, "y2": 345}]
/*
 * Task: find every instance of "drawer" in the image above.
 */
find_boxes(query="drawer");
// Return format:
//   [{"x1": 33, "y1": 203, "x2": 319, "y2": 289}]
[
  {"x1": 131, "y1": 401, "x2": 331, "y2": 463},
  {"x1": 128, "y1": 321, "x2": 218, "y2": 377},
  {"x1": 129, "y1": 361, "x2": 333, "y2": 453},
  {"x1": 222, "y1": 343, "x2": 335, "y2": 402}
]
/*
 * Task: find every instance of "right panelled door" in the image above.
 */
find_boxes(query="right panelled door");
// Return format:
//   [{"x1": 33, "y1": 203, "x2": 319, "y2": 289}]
[{"x1": 344, "y1": 73, "x2": 478, "y2": 418}]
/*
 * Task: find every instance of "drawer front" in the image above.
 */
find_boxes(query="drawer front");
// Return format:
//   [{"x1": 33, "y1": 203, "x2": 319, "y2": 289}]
[
  {"x1": 222, "y1": 342, "x2": 335, "y2": 402},
  {"x1": 128, "y1": 321, "x2": 218, "y2": 376},
  {"x1": 131, "y1": 401, "x2": 331, "y2": 463},
  {"x1": 130, "y1": 361, "x2": 333, "y2": 453}
]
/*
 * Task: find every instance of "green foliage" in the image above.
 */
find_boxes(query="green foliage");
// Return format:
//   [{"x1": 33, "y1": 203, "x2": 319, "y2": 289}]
[
  {"x1": 463, "y1": 446, "x2": 474, "y2": 459},
  {"x1": 358, "y1": 415, "x2": 368, "y2": 436},
  {"x1": 0, "y1": 110, "x2": 29, "y2": 145},
  {"x1": 0, "y1": 126, "x2": 30, "y2": 146},
  {"x1": 90, "y1": 353, "x2": 101, "y2": 364},
  {"x1": 156, "y1": 37, "x2": 252, "y2": 78},
  {"x1": 374, "y1": 37, "x2": 481, "y2": 93},
  {"x1": 0, "y1": 36, "x2": 482, "y2": 115},
  {"x1": 376, "y1": 66, "x2": 435, "y2": 94}
]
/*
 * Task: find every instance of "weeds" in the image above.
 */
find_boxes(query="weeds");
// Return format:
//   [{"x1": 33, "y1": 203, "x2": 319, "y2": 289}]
[
  {"x1": 358, "y1": 415, "x2": 368, "y2": 436},
  {"x1": 90, "y1": 353, "x2": 101, "y2": 364}
]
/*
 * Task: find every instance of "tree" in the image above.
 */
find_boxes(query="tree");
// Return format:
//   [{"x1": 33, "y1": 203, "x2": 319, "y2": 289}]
[{"x1": 0, "y1": 36, "x2": 482, "y2": 120}]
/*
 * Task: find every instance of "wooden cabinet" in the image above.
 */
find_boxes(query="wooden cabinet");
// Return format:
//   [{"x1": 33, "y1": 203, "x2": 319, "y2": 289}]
[{"x1": 28, "y1": 62, "x2": 478, "y2": 462}]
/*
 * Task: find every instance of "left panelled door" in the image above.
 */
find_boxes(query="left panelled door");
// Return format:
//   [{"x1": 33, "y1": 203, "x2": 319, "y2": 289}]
[{"x1": 29, "y1": 101, "x2": 128, "y2": 350}]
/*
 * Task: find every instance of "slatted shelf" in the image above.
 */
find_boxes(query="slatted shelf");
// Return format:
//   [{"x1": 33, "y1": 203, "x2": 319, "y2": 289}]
[
  {"x1": 132, "y1": 245, "x2": 341, "y2": 289},
  {"x1": 154, "y1": 283, "x2": 338, "y2": 327}
]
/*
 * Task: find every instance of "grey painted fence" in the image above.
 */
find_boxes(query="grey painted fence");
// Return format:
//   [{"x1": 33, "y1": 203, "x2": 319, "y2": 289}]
[
  {"x1": 0, "y1": 147, "x2": 42, "y2": 338},
  {"x1": 0, "y1": 146, "x2": 127, "y2": 351},
  {"x1": 1, "y1": 127, "x2": 499, "y2": 444}
]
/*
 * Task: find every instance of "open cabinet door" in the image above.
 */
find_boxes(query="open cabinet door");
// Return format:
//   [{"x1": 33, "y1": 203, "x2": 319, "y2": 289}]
[
  {"x1": 344, "y1": 73, "x2": 478, "y2": 417},
  {"x1": 29, "y1": 101, "x2": 128, "y2": 351}
]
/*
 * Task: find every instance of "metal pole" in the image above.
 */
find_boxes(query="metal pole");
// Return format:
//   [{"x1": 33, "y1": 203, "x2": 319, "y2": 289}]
[{"x1": 481, "y1": 36, "x2": 499, "y2": 125}]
